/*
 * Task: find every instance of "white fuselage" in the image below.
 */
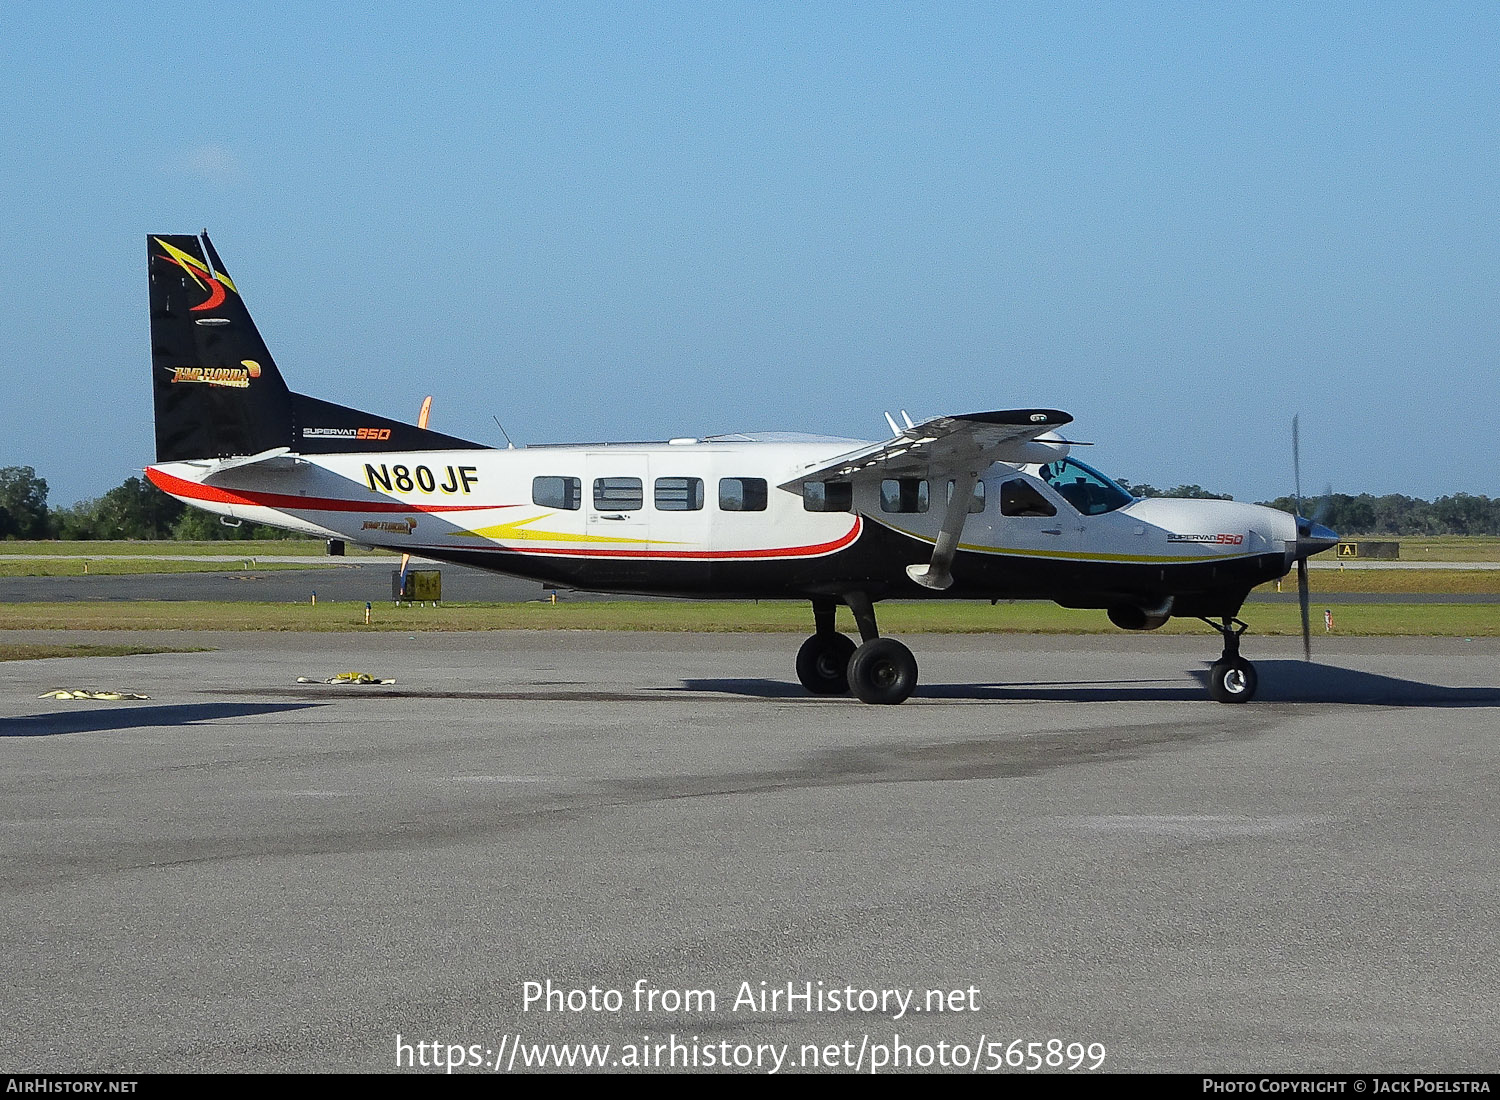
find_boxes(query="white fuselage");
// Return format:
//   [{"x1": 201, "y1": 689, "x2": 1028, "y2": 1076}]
[{"x1": 147, "y1": 438, "x2": 1299, "y2": 607}]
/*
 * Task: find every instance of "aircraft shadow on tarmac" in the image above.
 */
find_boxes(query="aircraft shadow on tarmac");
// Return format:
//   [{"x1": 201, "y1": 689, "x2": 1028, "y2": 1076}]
[
  {"x1": 0, "y1": 702, "x2": 326, "y2": 738},
  {"x1": 680, "y1": 662, "x2": 1500, "y2": 707}
]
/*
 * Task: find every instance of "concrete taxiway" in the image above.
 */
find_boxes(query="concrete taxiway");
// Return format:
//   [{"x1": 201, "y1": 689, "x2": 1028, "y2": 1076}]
[{"x1": 2, "y1": 631, "x2": 1498, "y2": 1073}]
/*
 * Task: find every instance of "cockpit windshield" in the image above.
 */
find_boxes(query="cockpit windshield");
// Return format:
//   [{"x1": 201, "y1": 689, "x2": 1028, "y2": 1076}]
[{"x1": 1036, "y1": 457, "x2": 1134, "y2": 516}]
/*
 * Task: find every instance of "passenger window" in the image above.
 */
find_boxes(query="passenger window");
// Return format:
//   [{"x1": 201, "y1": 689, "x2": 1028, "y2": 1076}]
[
  {"x1": 719, "y1": 477, "x2": 768, "y2": 512},
  {"x1": 533, "y1": 476, "x2": 582, "y2": 511},
  {"x1": 880, "y1": 478, "x2": 929, "y2": 514},
  {"x1": 1000, "y1": 479, "x2": 1056, "y2": 518},
  {"x1": 655, "y1": 477, "x2": 704, "y2": 511},
  {"x1": 593, "y1": 477, "x2": 643, "y2": 511},
  {"x1": 947, "y1": 479, "x2": 986, "y2": 514},
  {"x1": 803, "y1": 481, "x2": 853, "y2": 512}
]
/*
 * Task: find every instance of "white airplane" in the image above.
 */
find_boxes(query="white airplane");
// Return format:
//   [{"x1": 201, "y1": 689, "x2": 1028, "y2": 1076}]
[{"x1": 145, "y1": 233, "x2": 1338, "y2": 705}]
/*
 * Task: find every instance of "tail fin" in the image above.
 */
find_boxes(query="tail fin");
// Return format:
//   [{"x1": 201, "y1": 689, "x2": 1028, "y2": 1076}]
[
  {"x1": 150, "y1": 233, "x2": 292, "y2": 461},
  {"x1": 149, "y1": 233, "x2": 483, "y2": 461}
]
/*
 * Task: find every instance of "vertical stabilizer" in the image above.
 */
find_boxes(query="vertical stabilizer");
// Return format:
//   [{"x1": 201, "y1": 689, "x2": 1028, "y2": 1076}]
[
  {"x1": 149, "y1": 233, "x2": 485, "y2": 461},
  {"x1": 149, "y1": 233, "x2": 292, "y2": 461}
]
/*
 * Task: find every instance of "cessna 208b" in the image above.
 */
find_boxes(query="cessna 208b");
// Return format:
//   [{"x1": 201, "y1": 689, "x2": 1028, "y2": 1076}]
[{"x1": 145, "y1": 233, "x2": 1338, "y2": 705}]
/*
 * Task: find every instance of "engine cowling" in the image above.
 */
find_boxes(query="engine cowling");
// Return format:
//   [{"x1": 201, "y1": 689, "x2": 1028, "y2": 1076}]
[{"x1": 1108, "y1": 605, "x2": 1171, "y2": 631}]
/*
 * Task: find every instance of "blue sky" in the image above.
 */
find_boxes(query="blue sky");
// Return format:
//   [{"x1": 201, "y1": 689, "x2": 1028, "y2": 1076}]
[{"x1": 2, "y1": 2, "x2": 1496, "y2": 508}]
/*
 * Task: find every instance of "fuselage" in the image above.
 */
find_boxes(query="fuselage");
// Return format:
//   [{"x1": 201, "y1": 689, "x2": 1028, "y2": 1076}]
[
  {"x1": 147, "y1": 437, "x2": 1300, "y2": 618},
  {"x1": 141, "y1": 231, "x2": 1340, "y2": 705}
]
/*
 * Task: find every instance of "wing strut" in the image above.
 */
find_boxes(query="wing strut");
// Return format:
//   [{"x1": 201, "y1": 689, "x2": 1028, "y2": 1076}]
[{"x1": 905, "y1": 468, "x2": 980, "y2": 591}]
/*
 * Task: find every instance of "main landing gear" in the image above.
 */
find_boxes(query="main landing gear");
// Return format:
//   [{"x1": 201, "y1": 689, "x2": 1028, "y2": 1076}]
[
  {"x1": 795, "y1": 603, "x2": 1261, "y2": 706},
  {"x1": 796, "y1": 594, "x2": 918, "y2": 705},
  {"x1": 1202, "y1": 616, "x2": 1258, "y2": 703}
]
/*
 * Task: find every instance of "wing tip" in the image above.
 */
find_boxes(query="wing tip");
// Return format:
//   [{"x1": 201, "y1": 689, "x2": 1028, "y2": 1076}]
[{"x1": 952, "y1": 409, "x2": 1073, "y2": 427}]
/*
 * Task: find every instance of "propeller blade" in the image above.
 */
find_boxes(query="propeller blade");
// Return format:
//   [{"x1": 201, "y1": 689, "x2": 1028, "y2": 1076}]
[
  {"x1": 1298, "y1": 557, "x2": 1311, "y2": 662},
  {"x1": 1292, "y1": 414, "x2": 1303, "y2": 519}
]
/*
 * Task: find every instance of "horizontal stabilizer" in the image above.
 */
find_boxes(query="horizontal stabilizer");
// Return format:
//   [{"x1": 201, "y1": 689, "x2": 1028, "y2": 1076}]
[{"x1": 197, "y1": 447, "x2": 303, "y2": 484}]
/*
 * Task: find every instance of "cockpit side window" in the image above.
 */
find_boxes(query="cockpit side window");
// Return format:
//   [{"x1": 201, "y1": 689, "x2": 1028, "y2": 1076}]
[
  {"x1": 1037, "y1": 459, "x2": 1133, "y2": 516},
  {"x1": 1000, "y1": 479, "x2": 1056, "y2": 517}
]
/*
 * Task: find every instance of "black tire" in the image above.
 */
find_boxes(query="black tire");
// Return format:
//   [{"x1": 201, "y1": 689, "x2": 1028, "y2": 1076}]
[
  {"x1": 847, "y1": 638, "x2": 919, "y2": 705},
  {"x1": 1208, "y1": 658, "x2": 1257, "y2": 704},
  {"x1": 796, "y1": 633, "x2": 857, "y2": 695}
]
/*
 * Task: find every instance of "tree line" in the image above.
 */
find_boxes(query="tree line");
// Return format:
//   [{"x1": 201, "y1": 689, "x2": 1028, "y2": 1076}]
[
  {"x1": 0, "y1": 466, "x2": 296, "y2": 541},
  {"x1": 3, "y1": 464, "x2": 1499, "y2": 540},
  {"x1": 1255, "y1": 492, "x2": 1500, "y2": 537}
]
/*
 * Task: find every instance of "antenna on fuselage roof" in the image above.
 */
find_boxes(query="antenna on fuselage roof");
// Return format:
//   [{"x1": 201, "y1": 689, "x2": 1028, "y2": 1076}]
[{"x1": 492, "y1": 416, "x2": 516, "y2": 450}]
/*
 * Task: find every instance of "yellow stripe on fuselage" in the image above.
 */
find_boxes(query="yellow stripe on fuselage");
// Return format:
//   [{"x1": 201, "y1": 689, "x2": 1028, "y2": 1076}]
[{"x1": 455, "y1": 513, "x2": 679, "y2": 547}]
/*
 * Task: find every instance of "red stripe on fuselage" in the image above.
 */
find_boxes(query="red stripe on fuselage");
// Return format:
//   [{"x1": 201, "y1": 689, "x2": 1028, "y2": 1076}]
[
  {"x1": 421, "y1": 517, "x2": 863, "y2": 561},
  {"x1": 146, "y1": 467, "x2": 498, "y2": 514},
  {"x1": 149, "y1": 465, "x2": 859, "y2": 560}
]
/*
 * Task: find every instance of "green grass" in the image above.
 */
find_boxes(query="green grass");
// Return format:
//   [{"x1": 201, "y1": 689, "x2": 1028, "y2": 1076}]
[
  {"x1": 0, "y1": 643, "x2": 214, "y2": 662},
  {"x1": 1256, "y1": 569, "x2": 1500, "y2": 595},
  {"x1": 0, "y1": 600, "x2": 1494, "y2": 636}
]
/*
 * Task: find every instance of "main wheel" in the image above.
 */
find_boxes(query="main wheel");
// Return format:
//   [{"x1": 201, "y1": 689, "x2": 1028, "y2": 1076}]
[
  {"x1": 796, "y1": 633, "x2": 857, "y2": 694},
  {"x1": 847, "y1": 638, "x2": 918, "y2": 705},
  {"x1": 1208, "y1": 658, "x2": 1257, "y2": 703}
]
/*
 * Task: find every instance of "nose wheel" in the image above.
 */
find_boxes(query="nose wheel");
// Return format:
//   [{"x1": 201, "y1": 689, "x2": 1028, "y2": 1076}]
[
  {"x1": 1208, "y1": 657, "x2": 1258, "y2": 703},
  {"x1": 1202, "y1": 616, "x2": 1257, "y2": 703}
]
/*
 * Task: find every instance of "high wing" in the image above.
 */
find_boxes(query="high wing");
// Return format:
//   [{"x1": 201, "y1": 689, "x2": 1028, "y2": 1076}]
[
  {"x1": 779, "y1": 409, "x2": 1075, "y2": 593},
  {"x1": 777, "y1": 409, "x2": 1074, "y2": 491}
]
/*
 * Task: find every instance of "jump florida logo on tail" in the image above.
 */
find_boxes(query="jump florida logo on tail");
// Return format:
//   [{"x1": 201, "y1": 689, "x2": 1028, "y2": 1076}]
[{"x1": 167, "y1": 362, "x2": 263, "y2": 389}]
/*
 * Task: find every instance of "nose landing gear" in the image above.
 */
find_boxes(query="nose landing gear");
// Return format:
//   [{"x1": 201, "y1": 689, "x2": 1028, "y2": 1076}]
[{"x1": 1202, "y1": 616, "x2": 1258, "y2": 703}]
